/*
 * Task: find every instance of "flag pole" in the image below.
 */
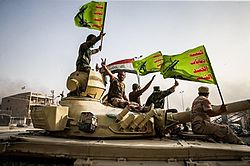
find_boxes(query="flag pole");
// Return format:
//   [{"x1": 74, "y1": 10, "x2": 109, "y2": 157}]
[
  {"x1": 204, "y1": 46, "x2": 228, "y2": 124},
  {"x1": 136, "y1": 74, "x2": 140, "y2": 86},
  {"x1": 203, "y1": 46, "x2": 225, "y2": 105},
  {"x1": 100, "y1": 2, "x2": 107, "y2": 49},
  {"x1": 134, "y1": 55, "x2": 143, "y2": 86},
  {"x1": 215, "y1": 82, "x2": 225, "y2": 105}
]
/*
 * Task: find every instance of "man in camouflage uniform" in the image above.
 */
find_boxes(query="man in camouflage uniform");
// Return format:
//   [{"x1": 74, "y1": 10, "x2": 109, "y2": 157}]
[
  {"x1": 68, "y1": 32, "x2": 105, "y2": 96},
  {"x1": 129, "y1": 75, "x2": 155, "y2": 106},
  {"x1": 145, "y1": 79, "x2": 179, "y2": 109},
  {"x1": 76, "y1": 32, "x2": 105, "y2": 72},
  {"x1": 191, "y1": 86, "x2": 244, "y2": 144},
  {"x1": 101, "y1": 62, "x2": 133, "y2": 108}
]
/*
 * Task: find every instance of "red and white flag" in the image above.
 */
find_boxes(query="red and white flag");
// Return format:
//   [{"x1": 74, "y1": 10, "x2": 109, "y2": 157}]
[{"x1": 106, "y1": 58, "x2": 136, "y2": 74}]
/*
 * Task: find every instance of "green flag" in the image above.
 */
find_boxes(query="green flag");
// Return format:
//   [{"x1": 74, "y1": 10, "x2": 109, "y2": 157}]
[
  {"x1": 160, "y1": 45, "x2": 217, "y2": 84},
  {"x1": 74, "y1": 1, "x2": 107, "y2": 31},
  {"x1": 132, "y1": 51, "x2": 164, "y2": 76}
]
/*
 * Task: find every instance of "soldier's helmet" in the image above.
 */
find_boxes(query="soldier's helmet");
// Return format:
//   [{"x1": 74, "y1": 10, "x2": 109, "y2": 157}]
[
  {"x1": 86, "y1": 34, "x2": 96, "y2": 41},
  {"x1": 198, "y1": 86, "x2": 209, "y2": 94},
  {"x1": 153, "y1": 86, "x2": 160, "y2": 91}
]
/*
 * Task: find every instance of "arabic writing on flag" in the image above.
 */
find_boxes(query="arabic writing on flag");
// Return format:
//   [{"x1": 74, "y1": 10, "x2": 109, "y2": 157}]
[
  {"x1": 132, "y1": 51, "x2": 164, "y2": 76},
  {"x1": 74, "y1": 1, "x2": 107, "y2": 31},
  {"x1": 160, "y1": 45, "x2": 217, "y2": 84}
]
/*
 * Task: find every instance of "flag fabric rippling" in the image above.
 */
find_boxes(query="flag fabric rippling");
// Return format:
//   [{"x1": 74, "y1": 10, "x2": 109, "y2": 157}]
[
  {"x1": 160, "y1": 45, "x2": 217, "y2": 84},
  {"x1": 132, "y1": 51, "x2": 164, "y2": 76},
  {"x1": 74, "y1": 1, "x2": 107, "y2": 31}
]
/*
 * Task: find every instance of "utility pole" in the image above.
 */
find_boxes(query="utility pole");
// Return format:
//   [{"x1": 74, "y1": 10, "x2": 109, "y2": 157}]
[
  {"x1": 180, "y1": 90, "x2": 184, "y2": 111},
  {"x1": 166, "y1": 96, "x2": 169, "y2": 110},
  {"x1": 51, "y1": 90, "x2": 55, "y2": 104}
]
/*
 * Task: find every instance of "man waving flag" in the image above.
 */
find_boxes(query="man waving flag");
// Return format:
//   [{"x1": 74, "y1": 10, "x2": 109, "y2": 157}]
[{"x1": 74, "y1": 1, "x2": 107, "y2": 31}]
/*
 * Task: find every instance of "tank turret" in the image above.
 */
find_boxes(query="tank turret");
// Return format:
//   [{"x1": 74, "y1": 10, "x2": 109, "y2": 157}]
[{"x1": 66, "y1": 70, "x2": 105, "y2": 99}]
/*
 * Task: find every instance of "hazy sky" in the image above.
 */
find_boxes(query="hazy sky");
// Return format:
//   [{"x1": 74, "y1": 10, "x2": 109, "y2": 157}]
[{"x1": 0, "y1": 0, "x2": 250, "y2": 111}]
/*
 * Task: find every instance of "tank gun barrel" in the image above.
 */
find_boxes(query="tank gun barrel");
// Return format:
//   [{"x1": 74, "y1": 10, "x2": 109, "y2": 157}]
[
  {"x1": 213, "y1": 99, "x2": 250, "y2": 114},
  {"x1": 166, "y1": 99, "x2": 250, "y2": 124}
]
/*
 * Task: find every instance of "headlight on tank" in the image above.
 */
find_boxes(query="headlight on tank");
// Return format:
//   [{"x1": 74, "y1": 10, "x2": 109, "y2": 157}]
[{"x1": 78, "y1": 112, "x2": 97, "y2": 133}]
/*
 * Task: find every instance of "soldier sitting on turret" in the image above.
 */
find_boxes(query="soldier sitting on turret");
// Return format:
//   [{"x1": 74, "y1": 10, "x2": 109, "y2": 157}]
[
  {"x1": 101, "y1": 60, "x2": 153, "y2": 112},
  {"x1": 101, "y1": 61, "x2": 136, "y2": 108},
  {"x1": 191, "y1": 86, "x2": 245, "y2": 144},
  {"x1": 145, "y1": 80, "x2": 190, "y2": 133},
  {"x1": 145, "y1": 79, "x2": 179, "y2": 109},
  {"x1": 129, "y1": 75, "x2": 155, "y2": 106}
]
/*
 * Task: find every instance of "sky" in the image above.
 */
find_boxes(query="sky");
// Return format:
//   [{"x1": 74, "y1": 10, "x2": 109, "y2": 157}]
[{"x1": 0, "y1": 0, "x2": 250, "y2": 112}]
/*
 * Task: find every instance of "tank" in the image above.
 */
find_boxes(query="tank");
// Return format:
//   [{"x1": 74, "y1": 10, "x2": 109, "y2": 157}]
[
  {"x1": 30, "y1": 70, "x2": 250, "y2": 139},
  {"x1": 1, "y1": 69, "x2": 250, "y2": 166}
]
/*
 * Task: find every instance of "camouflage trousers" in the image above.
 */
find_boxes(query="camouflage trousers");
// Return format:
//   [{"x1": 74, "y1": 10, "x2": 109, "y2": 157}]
[
  {"x1": 192, "y1": 120, "x2": 243, "y2": 144},
  {"x1": 109, "y1": 98, "x2": 141, "y2": 111},
  {"x1": 109, "y1": 98, "x2": 129, "y2": 108}
]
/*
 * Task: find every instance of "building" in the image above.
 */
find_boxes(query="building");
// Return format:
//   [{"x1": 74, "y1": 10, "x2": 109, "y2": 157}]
[
  {"x1": 241, "y1": 110, "x2": 250, "y2": 131},
  {"x1": 213, "y1": 110, "x2": 250, "y2": 134},
  {"x1": 1, "y1": 92, "x2": 53, "y2": 125}
]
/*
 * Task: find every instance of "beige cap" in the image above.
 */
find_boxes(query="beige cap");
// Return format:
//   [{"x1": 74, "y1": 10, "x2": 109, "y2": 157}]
[{"x1": 198, "y1": 86, "x2": 209, "y2": 94}]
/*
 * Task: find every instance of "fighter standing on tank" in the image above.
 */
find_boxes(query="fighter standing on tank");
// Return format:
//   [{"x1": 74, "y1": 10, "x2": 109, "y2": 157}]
[
  {"x1": 191, "y1": 86, "x2": 244, "y2": 144},
  {"x1": 76, "y1": 32, "x2": 105, "y2": 72},
  {"x1": 67, "y1": 32, "x2": 105, "y2": 97}
]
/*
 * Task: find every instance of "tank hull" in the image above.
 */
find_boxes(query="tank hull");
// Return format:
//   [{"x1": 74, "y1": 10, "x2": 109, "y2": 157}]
[{"x1": 1, "y1": 132, "x2": 250, "y2": 166}]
